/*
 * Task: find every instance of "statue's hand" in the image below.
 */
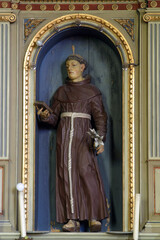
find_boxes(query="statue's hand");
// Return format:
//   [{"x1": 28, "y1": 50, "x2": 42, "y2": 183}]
[
  {"x1": 96, "y1": 144, "x2": 104, "y2": 155},
  {"x1": 37, "y1": 107, "x2": 50, "y2": 120}
]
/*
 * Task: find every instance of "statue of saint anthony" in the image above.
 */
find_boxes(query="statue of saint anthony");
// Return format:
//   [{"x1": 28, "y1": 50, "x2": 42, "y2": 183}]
[{"x1": 36, "y1": 53, "x2": 108, "y2": 232}]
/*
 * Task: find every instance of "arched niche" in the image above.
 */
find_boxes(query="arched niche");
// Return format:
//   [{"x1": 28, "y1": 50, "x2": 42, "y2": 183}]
[{"x1": 23, "y1": 14, "x2": 135, "y2": 233}]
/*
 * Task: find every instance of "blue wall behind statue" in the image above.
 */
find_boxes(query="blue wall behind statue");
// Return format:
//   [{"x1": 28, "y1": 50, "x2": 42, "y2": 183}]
[{"x1": 35, "y1": 27, "x2": 122, "y2": 232}]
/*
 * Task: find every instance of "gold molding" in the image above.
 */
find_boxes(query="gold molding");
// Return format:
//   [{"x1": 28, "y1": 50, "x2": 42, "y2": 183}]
[
  {"x1": 143, "y1": 13, "x2": 160, "y2": 22},
  {"x1": 128, "y1": 65, "x2": 134, "y2": 229},
  {"x1": 0, "y1": 13, "x2": 16, "y2": 23},
  {"x1": 23, "y1": 13, "x2": 134, "y2": 230}
]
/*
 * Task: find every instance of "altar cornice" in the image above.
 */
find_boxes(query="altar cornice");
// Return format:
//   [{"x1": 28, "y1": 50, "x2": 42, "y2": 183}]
[{"x1": 0, "y1": 1, "x2": 143, "y2": 11}]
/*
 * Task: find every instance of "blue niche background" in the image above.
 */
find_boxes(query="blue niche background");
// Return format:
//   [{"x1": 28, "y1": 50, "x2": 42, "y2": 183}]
[{"x1": 35, "y1": 27, "x2": 122, "y2": 232}]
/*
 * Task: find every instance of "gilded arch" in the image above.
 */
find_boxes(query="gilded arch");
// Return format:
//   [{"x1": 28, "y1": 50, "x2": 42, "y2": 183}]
[{"x1": 23, "y1": 13, "x2": 135, "y2": 231}]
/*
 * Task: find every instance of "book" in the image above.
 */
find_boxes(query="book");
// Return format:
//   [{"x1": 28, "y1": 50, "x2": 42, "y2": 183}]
[{"x1": 33, "y1": 101, "x2": 53, "y2": 114}]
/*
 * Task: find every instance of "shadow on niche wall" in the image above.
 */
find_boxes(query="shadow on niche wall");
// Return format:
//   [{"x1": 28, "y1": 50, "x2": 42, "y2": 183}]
[{"x1": 35, "y1": 27, "x2": 122, "y2": 232}]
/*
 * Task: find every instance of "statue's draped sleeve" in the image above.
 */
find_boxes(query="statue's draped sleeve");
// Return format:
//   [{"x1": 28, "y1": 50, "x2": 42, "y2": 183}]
[{"x1": 90, "y1": 94, "x2": 107, "y2": 142}]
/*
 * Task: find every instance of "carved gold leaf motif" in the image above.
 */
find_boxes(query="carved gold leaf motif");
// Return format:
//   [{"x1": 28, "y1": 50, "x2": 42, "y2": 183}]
[
  {"x1": 24, "y1": 19, "x2": 45, "y2": 42},
  {"x1": 26, "y1": 4, "x2": 32, "y2": 11},
  {"x1": 54, "y1": 4, "x2": 61, "y2": 11},
  {"x1": 126, "y1": 4, "x2": 133, "y2": 10},
  {"x1": 83, "y1": 4, "x2": 89, "y2": 11},
  {"x1": 69, "y1": 4, "x2": 75, "y2": 11},
  {"x1": 11, "y1": 3, "x2": 18, "y2": 9},
  {"x1": 150, "y1": 1, "x2": 157, "y2": 7},
  {"x1": 40, "y1": 4, "x2": 47, "y2": 11},
  {"x1": 140, "y1": 2, "x2": 146, "y2": 8},
  {"x1": 97, "y1": 4, "x2": 104, "y2": 10},
  {"x1": 2, "y1": 2, "x2": 8, "y2": 8},
  {"x1": 115, "y1": 19, "x2": 134, "y2": 41},
  {"x1": 112, "y1": 4, "x2": 118, "y2": 10}
]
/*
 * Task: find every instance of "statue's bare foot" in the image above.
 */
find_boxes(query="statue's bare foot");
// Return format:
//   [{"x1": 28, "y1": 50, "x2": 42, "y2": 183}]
[
  {"x1": 62, "y1": 220, "x2": 80, "y2": 232},
  {"x1": 90, "y1": 220, "x2": 101, "y2": 232}
]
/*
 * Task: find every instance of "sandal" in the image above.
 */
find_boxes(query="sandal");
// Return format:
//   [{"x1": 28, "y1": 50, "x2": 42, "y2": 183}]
[
  {"x1": 62, "y1": 220, "x2": 80, "y2": 232},
  {"x1": 90, "y1": 220, "x2": 101, "y2": 232}
]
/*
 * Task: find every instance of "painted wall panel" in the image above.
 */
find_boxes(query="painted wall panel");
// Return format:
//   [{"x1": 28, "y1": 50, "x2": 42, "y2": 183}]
[
  {"x1": 155, "y1": 167, "x2": 160, "y2": 214},
  {"x1": 0, "y1": 167, "x2": 3, "y2": 214}
]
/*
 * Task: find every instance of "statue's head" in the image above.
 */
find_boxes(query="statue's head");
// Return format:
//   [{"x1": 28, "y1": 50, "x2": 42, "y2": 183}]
[
  {"x1": 65, "y1": 54, "x2": 87, "y2": 82},
  {"x1": 65, "y1": 54, "x2": 87, "y2": 69}
]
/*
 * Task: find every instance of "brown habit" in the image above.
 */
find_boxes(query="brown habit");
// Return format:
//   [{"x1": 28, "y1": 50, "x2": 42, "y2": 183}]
[{"x1": 43, "y1": 76, "x2": 108, "y2": 223}]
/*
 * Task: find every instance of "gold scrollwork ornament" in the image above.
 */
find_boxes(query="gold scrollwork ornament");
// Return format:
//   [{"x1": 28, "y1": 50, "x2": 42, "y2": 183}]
[
  {"x1": 143, "y1": 14, "x2": 152, "y2": 22},
  {"x1": 9, "y1": 14, "x2": 17, "y2": 23}
]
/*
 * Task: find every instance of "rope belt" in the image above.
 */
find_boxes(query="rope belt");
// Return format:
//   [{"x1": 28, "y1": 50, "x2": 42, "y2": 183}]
[{"x1": 60, "y1": 112, "x2": 91, "y2": 214}]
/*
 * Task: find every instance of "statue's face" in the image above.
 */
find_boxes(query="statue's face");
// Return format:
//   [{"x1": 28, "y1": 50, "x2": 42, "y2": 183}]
[{"x1": 66, "y1": 59, "x2": 85, "y2": 81}]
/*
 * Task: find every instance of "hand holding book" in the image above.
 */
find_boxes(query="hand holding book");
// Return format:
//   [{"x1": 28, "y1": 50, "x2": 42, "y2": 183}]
[{"x1": 34, "y1": 101, "x2": 53, "y2": 120}]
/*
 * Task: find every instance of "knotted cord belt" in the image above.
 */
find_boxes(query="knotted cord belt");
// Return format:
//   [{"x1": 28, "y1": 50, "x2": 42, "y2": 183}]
[{"x1": 60, "y1": 112, "x2": 91, "y2": 214}]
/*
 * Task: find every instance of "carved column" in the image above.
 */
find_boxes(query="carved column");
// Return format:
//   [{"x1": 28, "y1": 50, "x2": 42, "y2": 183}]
[
  {"x1": 143, "y1": 12, "x2": 160, "y2": 229},
  {"x1": 0, "y1": 21, "x2": 10, "y2": 159},
  {"x1": 0, "y1": 13, "x2": 16, "y2": 230}
]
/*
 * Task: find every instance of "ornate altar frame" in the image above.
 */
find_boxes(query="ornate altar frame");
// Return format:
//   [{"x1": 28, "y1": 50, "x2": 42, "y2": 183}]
[{"x1": 23, "y1": 13, "x2": 135, "y2": 232}]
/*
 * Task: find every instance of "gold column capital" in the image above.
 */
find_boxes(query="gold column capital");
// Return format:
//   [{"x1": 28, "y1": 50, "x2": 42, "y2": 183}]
[
  {"x1": 143, "y1": 12, "x2": 160, "y2": 22},
  {"x1": 0, "y1": 13, "x2": 16, "y2": 23}
]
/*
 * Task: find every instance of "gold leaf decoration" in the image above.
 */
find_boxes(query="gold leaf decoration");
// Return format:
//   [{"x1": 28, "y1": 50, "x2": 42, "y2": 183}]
[
  {"x1": 115, "y1": 19, "x2": 134, "y2": 41},
  {"x1": 24, "y1": 19, "x2": 45, "y2": 42}
]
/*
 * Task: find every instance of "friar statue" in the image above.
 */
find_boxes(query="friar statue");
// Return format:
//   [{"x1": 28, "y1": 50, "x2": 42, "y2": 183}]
[{"x1": 36, "y1": 52, "x2": 108, "y2": 232}]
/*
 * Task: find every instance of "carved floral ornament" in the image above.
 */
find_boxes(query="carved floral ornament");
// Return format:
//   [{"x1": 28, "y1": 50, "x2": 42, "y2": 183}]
[
  {"x1": 143, "y1": 13, "x2": 160, "y2": 22},
  {"x1": 23, "y1": 13, "x2": 135, "y2": 230},
  {"x1": 0, "y1": 13, "x2": 16, "y2": 23}
]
